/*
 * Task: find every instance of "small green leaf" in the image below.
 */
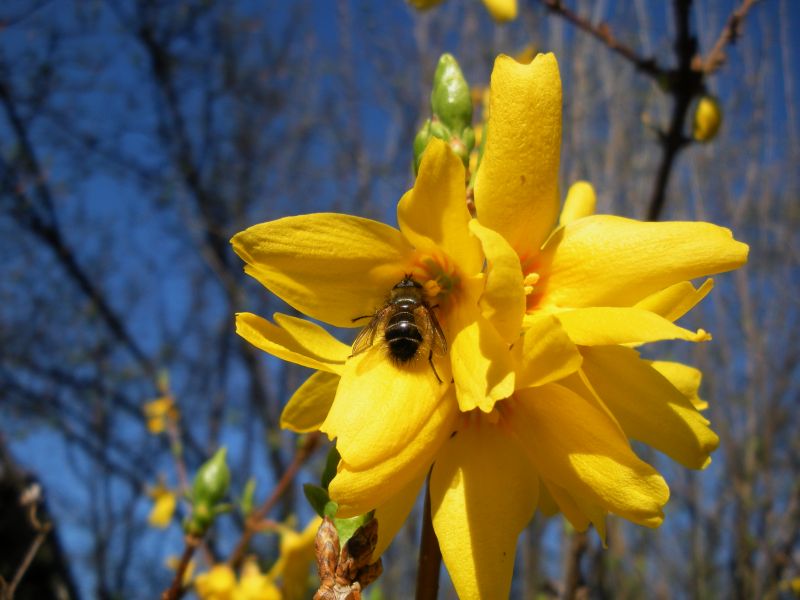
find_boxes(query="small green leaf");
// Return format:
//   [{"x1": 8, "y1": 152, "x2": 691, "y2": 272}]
[
  {"x1": 303, "y1": 483, "x2": 331, "y2": 517},
  {"x1": 321, "y1": 446, "x2": 340, "y2": 490},
  {"x1": 334, "y1": 511, "x2": 374, "y2": 549},
  {"x1": 240, "y1": 477, "x2": 256, "y2": 516}
]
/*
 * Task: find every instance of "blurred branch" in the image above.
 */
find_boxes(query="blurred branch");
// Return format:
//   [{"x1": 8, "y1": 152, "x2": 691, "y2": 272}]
[
  {"x1": 161, "y1": 535, "x2": 201, "y2": 600},
  {"x1": 535, "y1": 0, "x2": 662, "y2": 78},
  {"x1": 562, "y1": 530, "x2": 588, "y2": 600},
  {"x1": 0, "y1": 79, "x2": 157, "y2": 379},
  {"x1": 647, "y1": 0, "x2": 699, "y2": 221},
  {"x1": 0, "y1": 484, "x2": 52, "y2": 600},
  {"x1": 228, "y1": 432, "x2": 322, "y2": 570},
  {"x1": 700, "y1": 0, "x2": 761, "y2": 74}
]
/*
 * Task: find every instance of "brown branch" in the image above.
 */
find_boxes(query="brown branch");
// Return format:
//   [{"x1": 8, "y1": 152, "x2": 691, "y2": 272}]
[
  {"x1": 647, "y1": 0, "x2": 701, "y2": 221},
  {"x1": 415, "y1": 474, "x2": 441, "y2": 600},
  {"x1": 562, "y1": 531, "x2": 588, "y2": 600},
  {"x1": 536, "y1": 0, "x2": 663, "y2": 79},
  {"x1": 228, "y1": 432, "x2": 323, "y2": 570},
  {"x1": 161, "y1": 535, "x2": 201, "y2": 600},
  {"x1": 0, "y1": 488, "x2": 53, "y2": 600},
  {"x1": 700, "y1": 0, "x2": 761, "y2": 74}
]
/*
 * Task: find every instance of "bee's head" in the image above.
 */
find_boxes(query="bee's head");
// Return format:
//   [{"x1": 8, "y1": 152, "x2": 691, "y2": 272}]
[{"x1": 394, "y1": 275, "x2": 422, "y2": 290}]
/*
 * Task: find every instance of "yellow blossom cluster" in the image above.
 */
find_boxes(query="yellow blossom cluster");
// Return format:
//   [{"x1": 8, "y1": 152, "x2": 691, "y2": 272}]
[{"x1": 232, "y1": 52, "x2": 748, "y2": 598}]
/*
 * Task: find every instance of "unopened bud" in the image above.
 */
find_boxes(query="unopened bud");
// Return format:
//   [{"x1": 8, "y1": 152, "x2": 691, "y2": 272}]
[
  {"x1": 193, "y1": 447, "x2": 230, "y2": 507},
  {"x1": 185, "y1": 447, "x2": 231, "y2": 535},
  {"x1": 692, "y1": 95, "x2": 722, "y2": 142},
  {"x1": 431, "y1": 54, "x2": 472, "y2": 134}
]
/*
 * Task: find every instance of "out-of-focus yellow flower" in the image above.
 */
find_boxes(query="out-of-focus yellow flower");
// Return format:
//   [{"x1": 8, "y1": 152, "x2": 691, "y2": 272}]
[
  {"x1": 234, "y1": 560, "x2": 281, "y2": 600},
  {"x1": 195, "y1": 564, "x2": 237, "y2": 600},
  {"x1": 196, "y1": 561, "x2": 281, "y2": 600},
  {"x1": 269, "y1": 517, "x2": 321, "y2": 600},
  {"x1": 147, "y1": 481, "x2": 177, "y2": 528},
  {"x1": 407, "y1": 0, "x2": 517, "y2": 22},
  {"x1": 693, "y1": 95, "x2": 723, "y2": 142},
  {"x1": 143, "y1": 395, "x2": 179, "y2": 434},
  {"x1": 165, "y1": 555, "x2": 195, "y2": 586}
]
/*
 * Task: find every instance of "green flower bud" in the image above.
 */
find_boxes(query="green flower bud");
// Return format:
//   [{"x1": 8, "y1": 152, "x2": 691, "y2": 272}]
[
  {"x1": 184, "y1": 448, "x2": 231, "y2": 536},
  {"x1": 461, "y1": 126, "x2": 475, "y2": 153},
  {"x1": 192, "y1": 447, "x2": 231, "y2": 508},
  {"x1": 431, "y1": 53, "x2": 472, "y2": 134}
]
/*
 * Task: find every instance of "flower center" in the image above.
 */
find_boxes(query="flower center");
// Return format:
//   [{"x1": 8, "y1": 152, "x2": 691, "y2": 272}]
[{"x1": 411, "y1": 253, "x2": 461, "y2": 303}]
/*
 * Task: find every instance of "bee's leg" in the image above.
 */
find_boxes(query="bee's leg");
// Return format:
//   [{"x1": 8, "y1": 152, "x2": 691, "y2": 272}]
[{"x1": 428, "y1": 350, "x2": 443, "y2": 384}]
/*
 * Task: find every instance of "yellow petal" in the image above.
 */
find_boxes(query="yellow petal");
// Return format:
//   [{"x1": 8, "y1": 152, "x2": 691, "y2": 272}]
[
  {"x1": 634, "y1": 279, "x2": 714, "y2": 322},
  {"x1": 547, "y1": 483, "x2": 589, "y2": 532},
  {"x1": 398, "y1": 138, "x2": 482, "y2": 276},
  {"x1": 449, "y1": 278, "x2": 515, "y2": 412},
  {"x1": 534, "y1": 216, "x2": 748, "y2": 309},
  {"x1": 510, "y1": 384, "x2": 669, "y2": 527},
  {"x1": 430, "y1": 423, "x2": 538, "y2": 600},
  {"x1": 482, "y1": 0, "x2": 517, "y2": 22},
  {"x1": 329, "y1": 387, "x2": 458, "y2": 517},
  {"x1": 543, "y1": 481, "x2": 607, "y2": 538},
  {"x1": 469, "y1": 219, "x2": 525, "y2": 343},
  {"x1": 553, "y1": 306, "x2": 712, "y2": 346},
  {"x1": 474, "y1": 53, "x2": 562, "y2": 257},
  {"x1": 235, "y1": 313, "x2": 349, "y2": 374},
  {"x1": 536, "y1": 482, "x2": 560, "y2": 517},
  {"x1": 649, "y1": 361, "x2": 707, "y2": 410},
  {"x1": 321, "y1": 349, "x2": 450, "y2": 470},
  {"x1": 559, "y1": 181, "x2": 597, "y2": 226},
  {"x1": 579, "y1": 346, "x2": 718, "y2": 470},
  {"x1": 281, "y1": 371, "x2": 339, "y2": 433},
  {"x1": 514, "y1": 313, "x2": 582, "y2": 389},
  {"x1": 372, "y1": 471, "x2": 426, "y2": 559},
  {"x1": 232, "y1": 214, "x2": 415, "y2": 327}
]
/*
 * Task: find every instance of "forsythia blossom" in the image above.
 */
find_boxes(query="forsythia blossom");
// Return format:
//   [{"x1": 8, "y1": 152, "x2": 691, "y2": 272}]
[{"x1": 232, "y1": 53, "x2": 748, "y2": 599}]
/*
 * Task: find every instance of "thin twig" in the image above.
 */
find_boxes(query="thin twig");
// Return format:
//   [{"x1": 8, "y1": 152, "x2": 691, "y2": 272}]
[
  {"x1": 700, "y1": 0, "x2": 761, "y2": 74},
  {"x1": 415, "y1": 473, "x2": 441, "y2": 600},
  {"x1": 536, "y1": 0, "x2": 663, "y2": 78},
  {"x1": 161, "y1": 535, "x2": 201, "y2": 600},
  {"x1": 228, "y1": 432, "x2": 323, "y2": 569},
  {"x1": 562, "y1": 530, "x2": 588, "y2": 600},
  {"x1": 1, "y1": 492, "x2": 53, "y2": 600}
]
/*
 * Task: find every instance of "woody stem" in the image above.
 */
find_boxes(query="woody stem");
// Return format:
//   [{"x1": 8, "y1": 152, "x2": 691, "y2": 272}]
[{"x1": 415, "y1": 472, "x2": 441, "y2": 600}]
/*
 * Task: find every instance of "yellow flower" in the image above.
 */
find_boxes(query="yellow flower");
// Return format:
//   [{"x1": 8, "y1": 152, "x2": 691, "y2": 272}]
[
  {"x1": 234, "y1": 559, "x2": 281, "y2": 600},
  {"x1": 147, "y1": 481, "x2": 177, "y2": 528},
  {"x1": 407, "y1": 0, "x2": 517, "y2": 22},
  {"x1": 269, "y1": 517, "x2": 321, "y2": 600},
  {"x1": 143, "y1": 395, "x2": 179, "y2": 434},
  {"x1": 414, "y1": 53, "x2": 746, "y2": 598},
  {"x1": 233, "y1": 52, "x2": 748, "y2": 599},
  {"x1": 693, "y1": 95, "x2": 723, "y2": 142},
  {"x1": 195, "y1": 564, "x2": 237, "y2": 600},
  {"x1": 165, "y1": 555, "x2": 196, "y2": 586},
  {"x1": 195, "y1": 561, "x2": 281, "y2": 600}
]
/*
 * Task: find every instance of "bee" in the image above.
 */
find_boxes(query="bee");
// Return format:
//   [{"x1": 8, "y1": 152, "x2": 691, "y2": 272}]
[{"x1": 351, "y1": 275, "x2": 447, "y2": 382}]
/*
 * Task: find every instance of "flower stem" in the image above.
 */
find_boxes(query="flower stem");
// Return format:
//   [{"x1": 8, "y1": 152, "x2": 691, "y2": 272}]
[{"x1": 415, "y1": 474, "x2": 441, "y2": 600}]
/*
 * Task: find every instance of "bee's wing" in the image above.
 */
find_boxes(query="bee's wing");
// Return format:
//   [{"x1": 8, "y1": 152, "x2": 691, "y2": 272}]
[
  {"x1": 350, "y1": 312, "x2": 382, "y2": 356},
  {"x1": 418, "y1": 305, "x2": 448, "y2": 356}
]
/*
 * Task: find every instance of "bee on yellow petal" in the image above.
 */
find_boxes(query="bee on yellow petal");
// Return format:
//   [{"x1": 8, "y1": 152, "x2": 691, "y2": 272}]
[{"x1": 351, "y1": 276, "x2": 447, "y2": 383}]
